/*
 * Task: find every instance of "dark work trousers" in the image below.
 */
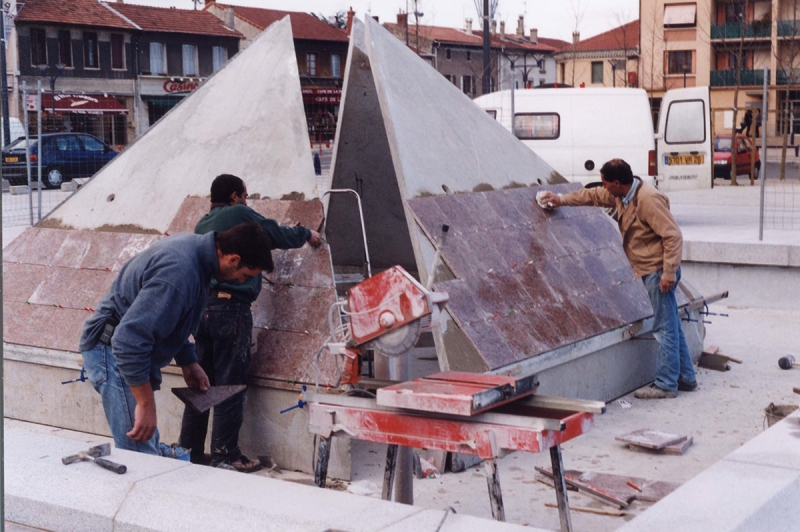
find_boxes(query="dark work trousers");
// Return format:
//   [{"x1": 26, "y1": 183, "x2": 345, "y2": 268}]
[{"x1": 179, "y1": 295, "x2": 252, "y2": 466}]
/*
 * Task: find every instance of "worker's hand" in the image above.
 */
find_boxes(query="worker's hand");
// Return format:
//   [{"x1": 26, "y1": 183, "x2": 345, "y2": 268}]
[
  {"x1": 538, "y1": 191, "x2": 562, "y2": 209},
  {"x1": 127, "y1": 383, "x2": 158, "y2": 442},
  {"x1": 659, "y1": 277, "x2": 675, "y2": 293},
  {"x1": 182, "y1": 362, "x2": 210, "y2": 392},
  {"x1": 307, "y1": 230, "x2": 323, "y2": 248}
]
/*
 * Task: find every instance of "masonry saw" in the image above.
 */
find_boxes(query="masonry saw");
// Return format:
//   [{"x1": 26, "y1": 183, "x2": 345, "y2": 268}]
[{"x1": 322, "y1": 225, "x2": 450, "y2": 388}]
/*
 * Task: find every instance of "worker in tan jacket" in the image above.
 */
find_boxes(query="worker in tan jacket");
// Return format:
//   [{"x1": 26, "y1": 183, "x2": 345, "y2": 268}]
[{"x1": 539, "y1": 158, "x2": 697, "y2": 399}]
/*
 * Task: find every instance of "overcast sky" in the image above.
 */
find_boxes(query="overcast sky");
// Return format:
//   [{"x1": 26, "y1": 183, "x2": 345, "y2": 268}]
[{"x1": 127, "y1": 0, "x2": 639, "y2": 42}]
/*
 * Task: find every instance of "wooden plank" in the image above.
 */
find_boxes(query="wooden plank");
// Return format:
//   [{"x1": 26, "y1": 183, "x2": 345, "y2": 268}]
[
  {"x1": 535, "y1": 467, "x2": 629, "y2": 508},
  {"x1": 545, "y1": 502, "x2": 626, "y2": 517},
  {"x1": 698, "y1": 353, "x2": 730, "y2": 372},
  {"x1": 615, "y1": 429, "x2": 687, "y2": 450},
  {"x1": 516, "y1": 394, "x2": 607, "y2": 414}
]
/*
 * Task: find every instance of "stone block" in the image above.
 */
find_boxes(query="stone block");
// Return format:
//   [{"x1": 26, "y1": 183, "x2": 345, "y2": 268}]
[{"x1": 10, "y1": 185, "x2": 30, "y2": 195}]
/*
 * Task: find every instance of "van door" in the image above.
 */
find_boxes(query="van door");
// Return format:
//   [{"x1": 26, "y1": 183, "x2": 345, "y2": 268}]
[{"x1": 656, "y1": 86, "x2": 712, "y2": 190}]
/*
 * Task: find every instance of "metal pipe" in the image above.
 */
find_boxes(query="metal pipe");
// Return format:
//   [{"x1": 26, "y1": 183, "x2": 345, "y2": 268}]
[
  {"x1": 1, "y1": 7, "x2": 11, "y2": 146},
  {"x1": 322, "y1": 188, "x2": 372, "y2": 278},
  {"x1": 759, "y1": 66, "x2": 768, "y2": 240},
  {"x1": 482, "y1": 0, "x2": 490, "y2": 94},
  {"x1": 37, "y1": 81, "x2": 42, "y2": 221},
  {"x1": 23, "y1": 82, "x2": 33, "y2": 226}
]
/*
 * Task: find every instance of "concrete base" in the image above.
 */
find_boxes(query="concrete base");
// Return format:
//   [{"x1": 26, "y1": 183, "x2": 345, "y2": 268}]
[
  {"x1": 4, "y1": 419, "x2": 539, "y2": 532},
  {"x1": 2, "y1": 345, "x2": 351, "y2": 480},
  {"x1": 10, "y1": 185, "x2": 30, "y2": 195}
]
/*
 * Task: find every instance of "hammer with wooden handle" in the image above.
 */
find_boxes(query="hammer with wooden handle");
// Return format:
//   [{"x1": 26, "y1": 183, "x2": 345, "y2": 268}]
[
  {"x1": 778, "y1": 355, "x2": 800, "y2": 370},
  {"x1": 62, "y1": 443, "x2": 127, "y2": 474}
]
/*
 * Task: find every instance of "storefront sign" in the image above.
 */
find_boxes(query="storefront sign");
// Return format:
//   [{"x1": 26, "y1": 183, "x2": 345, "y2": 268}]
[
  {"x1": 302, "y1": 88, "x2": 342, "y2": 105},
  {"x1": 163, "y1": 79, "x2": 200, "y2": 94}
]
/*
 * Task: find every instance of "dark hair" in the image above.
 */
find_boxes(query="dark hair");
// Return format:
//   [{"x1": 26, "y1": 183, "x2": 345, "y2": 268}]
[
  {"x1": 215, "y1": 221, "x2": 274, "y2": 272},
  {"x1": 210, "y1": 174, "x2": 245, "y2": 204},
  {"x1": 600, "y1": 159, "x2": 634, "y2": 185}
]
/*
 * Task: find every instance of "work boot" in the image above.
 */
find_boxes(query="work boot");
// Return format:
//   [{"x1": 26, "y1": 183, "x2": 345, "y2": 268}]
[
  {"x1": 223, "y1": 455, "x2": 262, "y2": 473},
  {"x1": 190, "y1": 452, "x2": 212, "y2": 466},
  {"x1": 633, "y1": 384, "x2": 677, "y2": 399},
  {"x1": 677, "y1": 378, "x2": 698, "y2": 392}
]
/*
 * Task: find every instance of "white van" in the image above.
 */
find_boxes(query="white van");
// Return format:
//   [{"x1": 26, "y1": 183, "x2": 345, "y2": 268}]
[
  {"x1": 475, "y1": 87, "x2": 712, "y2": 189},
  {"x1": 2, "y1": 117, "x2": 26, "y2": 149}
]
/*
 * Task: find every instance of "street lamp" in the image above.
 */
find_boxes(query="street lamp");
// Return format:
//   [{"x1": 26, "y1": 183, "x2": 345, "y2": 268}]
[
  {"x1": 36, "y1": 62, "x2": 65, "y2": 131},
  {"x1": 680, "y1": 62, "x2": 691, "y2": 88}
]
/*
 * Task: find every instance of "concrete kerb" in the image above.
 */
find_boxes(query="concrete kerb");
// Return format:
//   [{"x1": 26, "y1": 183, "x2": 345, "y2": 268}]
[{"x1": 3, "y1": 419, "x2": 540, "y2": 532}]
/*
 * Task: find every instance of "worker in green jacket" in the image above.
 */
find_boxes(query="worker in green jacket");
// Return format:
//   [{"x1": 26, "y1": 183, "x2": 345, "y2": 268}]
[{"x1": 179, "y1": 174, "x2": 321, "y2": 472}]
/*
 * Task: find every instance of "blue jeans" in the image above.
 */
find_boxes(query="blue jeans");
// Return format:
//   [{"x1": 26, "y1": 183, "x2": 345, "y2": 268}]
[
  {"x1": 82, "y1": 343, "x2": 162, "y2": 455},
  {"x1": 642, "y1": 267, "x2": 696, "y2": 392},
  {"x1": 178, "y1": 296, "x2": 252, "y2": 466}
]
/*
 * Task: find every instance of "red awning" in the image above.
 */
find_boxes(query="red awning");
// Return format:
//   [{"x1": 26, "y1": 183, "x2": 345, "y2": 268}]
[{"x1": 36, "y1": 93, "x2": 129, "y2": 115}]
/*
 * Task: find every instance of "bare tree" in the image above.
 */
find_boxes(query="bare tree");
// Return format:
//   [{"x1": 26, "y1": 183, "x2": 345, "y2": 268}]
[
  {"x1": 726, "y1": 0, "x2": 753, "y2": 186},
  {"x1": 773, "y1": 0, "x2": 800, "y2": 181},
  {"x1": 611, "y1": 11, "x2": 634, "y2": 88},
  {"x1": 568, "y1": 0, "x2": 586, "y2": 86},
  {"x1": 310, "y1": 11, "x2": 348, "y2": 29}
]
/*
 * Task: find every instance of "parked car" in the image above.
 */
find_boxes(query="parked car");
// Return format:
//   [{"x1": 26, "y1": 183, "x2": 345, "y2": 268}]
[
  {"x1": 2, "y1": 133, "x2": 118, "y2": 189},
  {"x1": 713, "y1": 134, "x2": 761, "y2": 180}
]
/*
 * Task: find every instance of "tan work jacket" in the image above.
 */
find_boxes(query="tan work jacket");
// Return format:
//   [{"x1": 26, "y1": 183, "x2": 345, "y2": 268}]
[{"x1": 560, "y1": 179, "x2": 683, "y2": 282}]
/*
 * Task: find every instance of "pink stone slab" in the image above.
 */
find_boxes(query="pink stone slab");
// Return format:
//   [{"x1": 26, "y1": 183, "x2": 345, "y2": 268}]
[
  {"x1": 249, "y1": 199, "x2": 291, "y2": 222},
  {"x1": 291, "y1": 245, "x2": 334, "y2": 289},
  {"x1": 111, "y1": 234, "x2": 163, "y2": 272},
  {"x1": 282, "y1": 200, "x2": 324, "y2": 231},
  {"x1": 167, "y1": 196, "x2": 209, "y2": 235},
  {"x1": 3, "y1": 227, "x2": 70, "y2": 266},
  {"x1": 3, "y1": 301, "x2": 88, "y2": 352},
  {"x1": 2, "y1": 263, "x2": 50, "y2": 303},
  {"x1": 27, "y1": 267, "x2": 116, "y2": 309}
]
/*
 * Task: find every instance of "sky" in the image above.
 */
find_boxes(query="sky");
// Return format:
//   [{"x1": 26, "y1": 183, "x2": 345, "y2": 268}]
[{"x1": 124, "y1": 0, "x2": 639, "y2": 42}]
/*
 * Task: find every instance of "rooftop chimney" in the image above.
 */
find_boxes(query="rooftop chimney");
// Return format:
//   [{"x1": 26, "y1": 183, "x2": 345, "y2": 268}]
[
  {"x1": 516, "y1": 15, "x2": 524, "y2": 37},
  {"x1": 530, "y1": 28, "x2": 538, "y2": 44},
  {"x1": 224, "y1": 6, "x2": 234, "y2": 30},
  {"x1": 572, "y1": 31, "x2": 580, "y2": 44},
  {"x1": 500, "y1": 20, "x2": 505, "y2": 39},
  {"x1": 346, "y1": 7, "x2": 355, "y2": 35},
  {"x1": 398, "y1": 12, "x2": 408, "y2": 27},
  {"x1": 491, "y1": 19, "x2": 497, "y2": 34},
  {"x1": 465, "y1": 18, "x2": 472, "y2": 35}
]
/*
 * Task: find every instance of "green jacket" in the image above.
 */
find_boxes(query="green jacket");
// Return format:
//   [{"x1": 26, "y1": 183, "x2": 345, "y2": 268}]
[{"x1": 195, "y1": 204, "x2": 311, "y2": 302}]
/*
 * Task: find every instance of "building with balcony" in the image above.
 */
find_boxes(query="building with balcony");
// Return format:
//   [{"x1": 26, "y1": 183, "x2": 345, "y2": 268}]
[
  {"x1": 554, "y1": 20, "x2": 641, "y2": 89},
  {"x1": 640, "y1": 0, "x2": 800, "y2": 136},
  {"x1": 205, "y1": 3, "x2": 348, "y2": 141},
  {"x1": 383, "y1": 13, "x2": 561, "y2": 98}
]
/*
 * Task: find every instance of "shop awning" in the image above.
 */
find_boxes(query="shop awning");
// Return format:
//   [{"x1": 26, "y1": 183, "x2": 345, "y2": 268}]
[
  {"x1": 36, "y1": 93, "x2": 129, "y2": 115},
  {"x1": 140, "y1": 95, "x2": 185, "y2": 106}
]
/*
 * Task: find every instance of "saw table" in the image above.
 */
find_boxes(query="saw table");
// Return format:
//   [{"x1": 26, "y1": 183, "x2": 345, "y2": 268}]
[{"x1": 307, "y1": 371, "x2": 604, "y2": 531}]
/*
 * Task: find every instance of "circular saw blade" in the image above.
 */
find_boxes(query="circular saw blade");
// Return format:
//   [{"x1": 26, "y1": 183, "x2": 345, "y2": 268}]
[{"x1": 365, "y1": 320, "x2": 422, "y2": 357}]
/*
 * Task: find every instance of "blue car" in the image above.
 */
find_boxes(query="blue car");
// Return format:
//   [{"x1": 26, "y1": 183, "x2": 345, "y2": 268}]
[{"x1": 2, "y1": 133, "x2": 118, "y2": 189}]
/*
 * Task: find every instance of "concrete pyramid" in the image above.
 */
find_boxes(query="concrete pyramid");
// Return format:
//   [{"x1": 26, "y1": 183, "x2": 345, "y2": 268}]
[
  {"x1": 326, "y1": 17, "x2": 563, "y2": 274},
  {"x1": 44, "y1": 16, "x2": 315, "y2": 233}
]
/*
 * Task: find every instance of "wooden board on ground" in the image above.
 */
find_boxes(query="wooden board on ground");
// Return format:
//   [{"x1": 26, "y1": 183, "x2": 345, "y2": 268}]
[
  {"x1": 699, "y1": 345, "x2": 742, "y2": 372},
  {"x1": 536, "y1": 467, "x2": 681, "y2": 506},
  {"x1": 628, "y1": 436, "x2": 693, "y2": 456},
  {"x1": 544, "y1": 502, "x2": 625, "y2": 517},
  {"x1": 615, "y1": 429, "x2": 687, "y2": 450}
]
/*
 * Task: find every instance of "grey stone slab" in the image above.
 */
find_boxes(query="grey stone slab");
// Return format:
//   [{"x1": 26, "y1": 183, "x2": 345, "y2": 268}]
[
  {"x1": 44, "y1": 16, "x2": 316, "y2": 233},
  {"x1": 113, "y1": 465, "x2": 422, "y2": 532},
  {"x1": 3, "y1": 422, "x2": 188, "y2": 532},
  {"x1": 378, "y1": 509, "x2": 540, "y2": 531},
  {"x1": 617, "y1": 460, "x2": 800, "y2": 532}
]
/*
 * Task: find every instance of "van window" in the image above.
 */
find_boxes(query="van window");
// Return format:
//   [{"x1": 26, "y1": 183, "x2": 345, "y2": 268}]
[
  {"x1": 513, "y1": 113, "x2": 560, "y2": 140},
  {"x1": 665, "y1": 99, "x2": 706, "y2": 144}
]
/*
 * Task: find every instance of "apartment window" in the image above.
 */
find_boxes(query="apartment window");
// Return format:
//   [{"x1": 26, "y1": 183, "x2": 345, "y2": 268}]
[
  {"x1": 591, "y1": 61, "x2": 603, "y2": 83},
  {"x1": 664, "y1": 4, "x2": 697, "y2": 28},
  {"x1": 150, "y1": 42, "x2": 165, "y2": 74},
  {"x1": 466, "y1": 51, "x2": 472, "y2": 61},
  {"x1": 84, "y1": 32, "x2": 99, "y2": 68},
  {"x1": 462, "y1": 75, "x2": 474, "y2": 95},
  {"x1": 182, "y1": 44, "x2": 197, "y2": 76},
  {"x1": 30, "y1": 28, "x2": 47, "y2": 66},
  {"x1": 726, "y1": 3, "x2": 745, "y2": 24},
  {"x1": 331, "y1": 54, "x2": 341, "y2": 77},
  {"x1": 538, "y1": 59, "x2": 546, "y2": 73},
  {"x1": 729, "y1": 51, "x2": 748, "y2": 71},
  {"x1": 444, "y1": 73, "x2": 455, "y2": 84},
  {"x1": 514, "y1": 113, "x2": 560, "y2": 140},
  {"x1": 111, "y1": 34, "x2": 125, "y2": 70},
  {"x1": 212, "y1": 46, "x2": 227, "y2": 73},
  {"x1": 668, "y1": 50, "x2": 693, "y2": 74},
  {"x1": 306, "y1": 53, "x2": 317, "y2": 76},
  {"x1": 446, "y1": 49, "x2": 452, "y2": 60},
  {"x1": 58, "y1": 30, "x2": 72, "y2": 67}
]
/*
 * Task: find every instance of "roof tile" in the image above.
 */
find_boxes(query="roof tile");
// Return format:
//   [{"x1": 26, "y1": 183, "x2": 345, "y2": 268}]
[
  {"x1": 16, "y1": 0, "x2": 137, "y2": 30},
  {"x1": 572, "y1": 20, "x2": 639, "y2": 52},
  {"x1": 209, "y1": 3, "x2": 348, "y2": 42},
  {"x1": 384, "y1": 22, "x2": 559, "y2": 53},
  {"x1": 111, "y1": 3, "x2": 243, "y2": 38}
]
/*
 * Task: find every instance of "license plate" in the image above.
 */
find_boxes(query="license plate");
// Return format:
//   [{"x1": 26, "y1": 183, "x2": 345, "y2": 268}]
[
  {"x1": 665, "y1": 155, "x2": 704, "y2": 165},
  {"x1": 4, "y1": 156, "x2": 19, "y2": 163}
]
